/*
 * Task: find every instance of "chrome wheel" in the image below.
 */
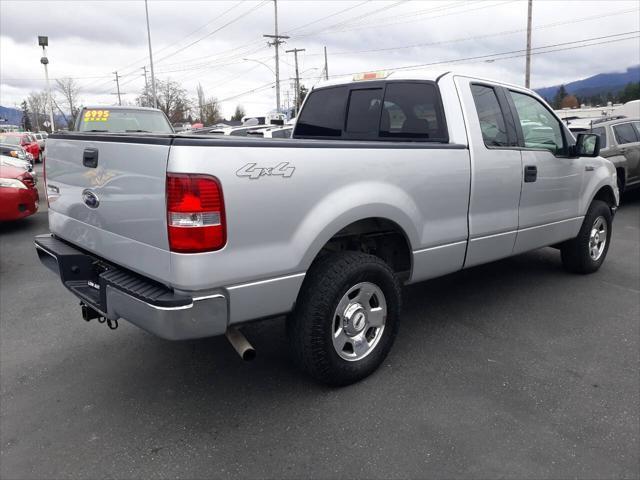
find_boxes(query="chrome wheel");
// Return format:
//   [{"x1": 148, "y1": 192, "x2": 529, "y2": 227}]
[
  {"x1": 589, "y1": 216, "x2": 607, "y2": 261},
  {"x1": 332, "y1": 282, "x2": 386, "y2": 361}
]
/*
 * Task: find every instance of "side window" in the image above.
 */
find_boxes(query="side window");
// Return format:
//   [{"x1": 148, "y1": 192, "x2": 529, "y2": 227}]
[
  {"x1": 379, "y1": 83, "x2": 447, "y2": 141},
  {"x1": 271, "y1": 128, "x2": 291, "y2": 138},
  {"x1": 295, "y1": 86, "x2": 348, "y2": 138},
  {"x1": 509, "y1": 91, "x2": 565, "y2": 154},
  {"x1": 633, "y1": 121, "x2": 640, "y2": 138},
  {"x1": 470, "y1": 84, "x2": 509, "y2": 147},
  {"x1": 345, "y1": 89, "x2": 383, "y2": 135},
  {"x1": 590, "y1": 126, "x2": 607, "y2": 148},
  {"x1": 613, "y1": 123, "x2": 639, "y2": 145}
]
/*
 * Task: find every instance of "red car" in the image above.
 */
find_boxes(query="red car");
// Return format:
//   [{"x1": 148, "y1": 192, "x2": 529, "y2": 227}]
[
  {"x1": 0, "y1": 132, "x2": 42, "y2": 163},
  {"x1": 0, "y1": 164, "x2": 39, "y2": 221}
]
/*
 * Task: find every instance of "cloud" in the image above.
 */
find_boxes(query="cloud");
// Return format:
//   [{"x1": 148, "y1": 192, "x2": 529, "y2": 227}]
[{"x1": 1, "y1": 0, "x2": 639, "y2": 118}]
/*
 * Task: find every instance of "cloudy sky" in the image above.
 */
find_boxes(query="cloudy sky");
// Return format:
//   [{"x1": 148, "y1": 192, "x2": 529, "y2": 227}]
[{"x1": 1, "y1": 0, "x2": 639, "y2": 118}]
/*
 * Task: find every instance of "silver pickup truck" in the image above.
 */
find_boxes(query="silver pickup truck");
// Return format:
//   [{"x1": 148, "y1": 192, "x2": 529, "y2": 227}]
[{"x1": 35, "y1": 71, "x2": 618, "y2": 385}]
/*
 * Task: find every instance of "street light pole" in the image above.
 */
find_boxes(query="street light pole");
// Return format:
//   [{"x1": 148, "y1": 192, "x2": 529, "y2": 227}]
[
  {"x1": 243, "y1": 58, "x2": 276, "y2": 75},
  {"x1": 38, "y1": 36, "x2": 55, "y2": 133},
  {"x1": 144, "y1": 0, "x2": 158, "y2": 108}
]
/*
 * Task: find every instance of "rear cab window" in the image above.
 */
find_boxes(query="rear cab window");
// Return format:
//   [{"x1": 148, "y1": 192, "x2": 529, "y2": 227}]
[
  {"x1": 77, "y1": 108, "x2": 174, "y2": 133},
  {"x1": 294, "y1": 81, "x2": 448, "y2": 142}
]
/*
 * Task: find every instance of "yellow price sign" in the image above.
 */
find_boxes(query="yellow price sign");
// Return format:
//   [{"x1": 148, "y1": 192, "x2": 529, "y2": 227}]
[{"x1": 84, "y1": 110, "x2": 110, "y2": 121}]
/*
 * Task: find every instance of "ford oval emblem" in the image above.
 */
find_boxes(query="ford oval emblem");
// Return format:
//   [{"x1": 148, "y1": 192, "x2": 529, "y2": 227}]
[{"x1": 82, "y1": 189, "x2": 100, "y2": 209}]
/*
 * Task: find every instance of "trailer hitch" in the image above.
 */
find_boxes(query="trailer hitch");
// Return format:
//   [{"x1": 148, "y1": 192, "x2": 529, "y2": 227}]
[{"x1": 80, "y1": 302, "x2": 118, "y2": 330}]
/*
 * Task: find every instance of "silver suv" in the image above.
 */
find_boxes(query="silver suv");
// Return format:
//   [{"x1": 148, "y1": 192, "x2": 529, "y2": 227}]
[{"x1": 570, "y1": 117, "x2": 640, "y2": 193}]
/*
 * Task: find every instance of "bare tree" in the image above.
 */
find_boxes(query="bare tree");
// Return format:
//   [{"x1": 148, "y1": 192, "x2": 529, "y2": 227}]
[
  {"x1": 202, "y1": 98, "x2": 222, "y2": 125},
  {"x1": 55, "y1": 77, "x2": 81, "y2": 127},
  {"x1": 157, "y1": 79, "x2": 190, "y2": 122},
  {"x1": 27, "y1": 91, "x2": 48, "y2": 131}
]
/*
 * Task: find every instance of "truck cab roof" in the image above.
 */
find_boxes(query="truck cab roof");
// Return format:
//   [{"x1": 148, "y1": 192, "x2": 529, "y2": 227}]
[{"x1": 313, "y1": 69, "x2": 527, "y2": 93}]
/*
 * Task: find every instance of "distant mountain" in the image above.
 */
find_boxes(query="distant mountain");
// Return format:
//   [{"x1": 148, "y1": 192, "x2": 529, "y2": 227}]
[
  {"x1": 0, "y1": 105, "x2": 67, "y2": 129},
  {"x1": 536, "y1": 65, "x2": 640, "y2": 100},
  {"x1": 0, "y1": 105, "x2": 23, "y2": 126}
]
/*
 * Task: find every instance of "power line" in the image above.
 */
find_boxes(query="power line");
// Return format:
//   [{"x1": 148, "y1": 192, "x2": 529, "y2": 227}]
[
  {"x1": 282, "y1": 1, "x2": 369, "y2": 34},
  {"x1": 298, "y1": 32, "x2": 640, "y2": 81},
  {"x1": 292, "y1": 0, "x2": 516, "y2": 38},
  {"x1": 303, "y1": 7, "x2": 638, "y2": 58},
  {"x1": 153, "y1": 1, "x2": 270, "y2": 66}
]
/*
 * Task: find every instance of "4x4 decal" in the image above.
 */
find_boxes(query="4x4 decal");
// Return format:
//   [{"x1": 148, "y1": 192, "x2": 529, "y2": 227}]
[{"x1": 236, "y1": 162, "x2": 295, "y2": 179}]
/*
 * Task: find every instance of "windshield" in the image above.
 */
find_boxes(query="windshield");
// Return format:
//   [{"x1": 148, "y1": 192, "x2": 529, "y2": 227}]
[
  {"x1": 77, "y1": 108, "x2": 174, "y2": 133},
  {"x1": 0, "y1": 135, "x2": 21, "y2": 145}
]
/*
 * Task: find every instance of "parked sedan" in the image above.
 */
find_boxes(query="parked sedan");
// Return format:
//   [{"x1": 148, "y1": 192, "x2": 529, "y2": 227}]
[
  {"x1": 0, "y1": 132, "x2": 42, "y2": 163},
  {"x1": 0, "y1": 163, "x2": 39, "y2": 221},
  {"x1": 0, "y1": 143, "x2": 31, "y2": 161},
  {"x1": 1, "y1": 154, "x2": 34, "y2": 174},
  {"x1": 33, "y1": 132, "x2": 46, "y2": 152}
]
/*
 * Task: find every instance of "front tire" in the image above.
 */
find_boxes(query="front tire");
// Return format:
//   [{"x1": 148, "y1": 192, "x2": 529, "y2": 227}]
[
  {"x1": 561, "y1": 200, "x2": 612, "y2": 274},
  {"x1": 287, "y1": 251, "x2": 401, "y2": 386}
]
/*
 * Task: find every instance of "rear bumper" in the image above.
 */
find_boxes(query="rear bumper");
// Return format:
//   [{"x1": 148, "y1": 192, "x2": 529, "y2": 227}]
[
  {"x1": 34, "y1": 234, "x2": 228, "y2": 340},
  {"x1": 0, "y1": 188, "x2": 38, "y2": 221}
]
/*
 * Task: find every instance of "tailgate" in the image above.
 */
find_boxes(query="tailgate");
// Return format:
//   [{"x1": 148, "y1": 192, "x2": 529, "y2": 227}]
[{"x1": 45, "y1": 134, "x2": 172, "y2": 283}]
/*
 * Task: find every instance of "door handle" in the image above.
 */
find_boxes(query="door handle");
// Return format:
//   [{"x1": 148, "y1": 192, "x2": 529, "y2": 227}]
[
  {"x1": 524, "y1": 165, "x2": 537, "y2": 183},
  {"x1": 83, "y1": 148, "x2": 98, "y2": 168}
]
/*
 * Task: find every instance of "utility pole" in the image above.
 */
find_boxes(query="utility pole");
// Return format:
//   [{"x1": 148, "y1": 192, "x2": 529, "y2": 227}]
[
  {"x1": 286, "y1": 48, "x2": 305, "y2": 116},
  {"x1": 38, "y1": 36, "x2": 55, "y2": 132},
  {"x1": 144, "y1": 0, "x2": 158, "y2": 108},
  {"x1": 113, "y1": 71, "x2": 122, "y2": 106},
  {"x1": 324, "y1": 46, "x2": 329, "y2": 80},
  {"x1": 525, "y1": 0, "x2": 533, "y2": 88},
  {"x1": 142, "y1": 66, "x2": 149, "y2": 106},
  {"x1": 263, "y1": 0, "x2": 289, "y2": 113}
]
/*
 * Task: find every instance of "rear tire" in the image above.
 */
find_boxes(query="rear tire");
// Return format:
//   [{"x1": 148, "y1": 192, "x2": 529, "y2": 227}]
[
  {"x1": 287, "y1": 251, "x2": 401, "y2": 386},
  {"x1": 561, "y1": 200, "x2": 612, "y2": 274}
]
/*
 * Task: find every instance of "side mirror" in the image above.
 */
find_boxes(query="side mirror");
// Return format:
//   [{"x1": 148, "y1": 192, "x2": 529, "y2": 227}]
[{"x1": 573, "y1": 133, "x2": 600, "y2": 158}]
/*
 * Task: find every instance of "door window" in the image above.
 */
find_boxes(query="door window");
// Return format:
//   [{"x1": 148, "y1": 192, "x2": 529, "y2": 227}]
[
  {"x1": 470, "y1": 84, "x2": 509, "y2": 147},
  {"x1": 613, "y1": 123, "x2": 639, "y2": 144},
  {"x1": 590, "y1": 126, "x2": 607, "y2": 148},
  {"x1": 509, "y1": 91, "x2": 565, "y2": 154}
]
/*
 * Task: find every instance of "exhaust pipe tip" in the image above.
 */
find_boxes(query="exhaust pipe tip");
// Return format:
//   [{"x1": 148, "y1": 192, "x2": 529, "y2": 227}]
[
  {"x1": 241, "y1": 347, "x2": 256, "y2": 362},
  {"x1": 225, "y1": 327, "x2": 256, "y2": 362}
]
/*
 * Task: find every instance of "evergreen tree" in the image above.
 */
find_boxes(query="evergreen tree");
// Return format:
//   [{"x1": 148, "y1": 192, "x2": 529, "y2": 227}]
[
  {"x1": 620, "y1": 82, "x2": 640, "y2": 103},
  {"x1": 21, "y1": 100, "x2": 33, "y2": 131},
  {"x1": 552, "y1": 85, "x2": 568, "y2": 109},
  {"x1": 231, "y1": 105, "x2": 245, "y2": 121}
]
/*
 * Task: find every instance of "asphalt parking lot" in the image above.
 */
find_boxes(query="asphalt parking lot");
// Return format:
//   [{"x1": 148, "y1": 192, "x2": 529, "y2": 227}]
[{"x1": 1, "y1": 171, "x2": 638, "y2": 479}]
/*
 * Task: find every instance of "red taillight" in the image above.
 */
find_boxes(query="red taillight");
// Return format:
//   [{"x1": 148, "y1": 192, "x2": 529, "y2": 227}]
[{"x1": 166, "y1": 173, "x2": 226, "y2": 253}]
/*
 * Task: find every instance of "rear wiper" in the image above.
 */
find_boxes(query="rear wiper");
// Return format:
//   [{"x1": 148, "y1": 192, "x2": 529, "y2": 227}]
[{"x1": 125, "y1": 129, "x2": 151, "y2": 133}]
